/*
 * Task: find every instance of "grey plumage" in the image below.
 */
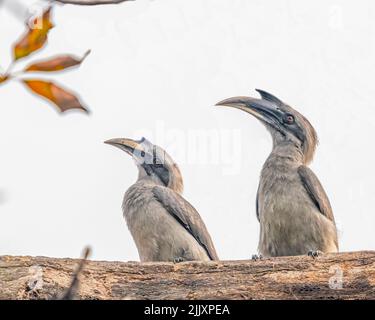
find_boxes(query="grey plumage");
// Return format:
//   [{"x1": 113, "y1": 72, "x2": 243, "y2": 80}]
[
  {"x1": 216, "y1": 89, "x2": 338, "y2": 257},
  {"x1": 105, "y1": 137, "x2": 218, "y2": 262}
]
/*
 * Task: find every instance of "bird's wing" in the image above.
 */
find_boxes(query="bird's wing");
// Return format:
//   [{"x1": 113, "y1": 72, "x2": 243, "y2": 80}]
[
  {"x1": 255, "y1": 185, "x2": 260, "y2": 222},
  {"x1": 152, "y1": 186, "x2": 219, "y2": 260},
  {"x1": 298, "y1": 166, "x2": 335, "y2": 223}
]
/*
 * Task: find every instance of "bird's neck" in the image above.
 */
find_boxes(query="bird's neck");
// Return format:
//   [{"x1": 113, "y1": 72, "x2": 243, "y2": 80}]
[
  {"x1": 167, "y1": 168, "x2": 184, "y2": 194},
  {"x1": 137, "y1": 173, "x2": 164, "y2": 187},
  {"x1": 268, "y1": 141, "x2": 304, "y2": 166},
  {"x1": 136, "y1": 167, "x2": 184, "y2": 194}
]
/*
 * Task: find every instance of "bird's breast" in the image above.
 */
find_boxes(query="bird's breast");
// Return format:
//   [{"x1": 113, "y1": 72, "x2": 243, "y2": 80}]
[
  {"x1": 258, "y1": 165, "x2": 312, "y2": 219},
  {"x1": 122, "y1": 183, "x2": 154, "y2": 221}
]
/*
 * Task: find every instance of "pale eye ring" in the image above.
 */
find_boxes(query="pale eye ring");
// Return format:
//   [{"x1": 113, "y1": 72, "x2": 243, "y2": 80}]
[{"x1": 285, "y1": 114, "x2": 295, "y2": 124}]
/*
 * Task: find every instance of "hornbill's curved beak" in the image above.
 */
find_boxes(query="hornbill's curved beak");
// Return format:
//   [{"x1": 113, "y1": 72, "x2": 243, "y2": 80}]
[
  {"x1": 105, "y1": 137, "x2": 155, "y2": 165},
  {"x1": 215, "y1": 96, "x2": 284, "y2": 129},
  {"x1": 104, "y1": 138, "x2": 142, "y2": 156}
]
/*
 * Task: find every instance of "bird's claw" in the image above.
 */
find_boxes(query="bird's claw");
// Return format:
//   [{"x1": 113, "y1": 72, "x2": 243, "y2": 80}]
[
  {"x1": 251, "y1": 254, "x2": 263, "y2": 261},
  {"x1": 173, "y1": 257, "x2": 184, "y2": 263},
  {"x1": 308, "y1": 250, "x2": 322, "y2": 259}
]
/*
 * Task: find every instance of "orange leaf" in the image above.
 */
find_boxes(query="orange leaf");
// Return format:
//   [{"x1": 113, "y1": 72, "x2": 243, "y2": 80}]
[
  {"x1": 13, "y1": 7, "x2": 54, "y2": 61},
  {"x1": 0, "y1": 75, "x2": 9, "y2": 85},
  {"x1": 25, "y1": 51, "x2": 91, "y2": 72},
  {"x1": 23, "y1": 80, "x2": 89, "y2": 114}
]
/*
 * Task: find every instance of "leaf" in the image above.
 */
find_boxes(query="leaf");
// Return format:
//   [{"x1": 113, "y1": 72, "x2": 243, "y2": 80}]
[
  {"x1": 25, "y1": 51, "x2": 91, "y2": 72},
  {"x1": 13, "y1": 7, "x2": 54, "y2": 61},
  {"x1": 0, "y1": 75, "x2": 9, "y2": 85},
  {"x1": 23, "y1": 80, "x2": 89, "y2": 114}
]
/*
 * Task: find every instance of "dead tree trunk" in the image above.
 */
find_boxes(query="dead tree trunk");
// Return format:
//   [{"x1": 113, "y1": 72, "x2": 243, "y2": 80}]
[{"x1": 0, "y1": 251, "x2": 374, "y2": 300}]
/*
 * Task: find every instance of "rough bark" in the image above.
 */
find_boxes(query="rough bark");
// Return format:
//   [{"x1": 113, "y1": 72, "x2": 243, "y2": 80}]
[{"x1": 0, "y1": 251, "x2": 374, "y2": 300}]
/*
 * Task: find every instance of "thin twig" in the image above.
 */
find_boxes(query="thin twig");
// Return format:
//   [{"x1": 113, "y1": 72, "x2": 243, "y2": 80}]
[
  {"x1": 52, "y1": 0, "x2": 135, "y2": 5},
  {"x1": 60, "y1": 246, "x2": 91, "y2": 300}
]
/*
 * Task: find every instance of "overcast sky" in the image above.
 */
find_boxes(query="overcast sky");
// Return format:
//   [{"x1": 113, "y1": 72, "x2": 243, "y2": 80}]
[{"x1": 0, "y1": 0, "x2": 374, "y2": 261}]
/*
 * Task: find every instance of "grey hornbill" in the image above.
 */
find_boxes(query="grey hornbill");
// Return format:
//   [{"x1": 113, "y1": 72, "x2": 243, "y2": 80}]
[
  {"x1": 105, "y1": 137, "x2": 219, "y2": 262},
  {"x1": 216, "y1": 89, "x2": 338, "y2": 257}
]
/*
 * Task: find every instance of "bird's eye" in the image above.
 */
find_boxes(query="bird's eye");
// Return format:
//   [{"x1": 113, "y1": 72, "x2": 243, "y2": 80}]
[
  {"x1": 284, "y1": 114, "x2": 295, "y2": 124},
  {"x1": 140, "y1": 151, "x2": 146, "y2": 157}
]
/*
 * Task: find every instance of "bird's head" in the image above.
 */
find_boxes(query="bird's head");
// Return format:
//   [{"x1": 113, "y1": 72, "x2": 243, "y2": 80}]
[
  {"x1": 216, "y1": 89, "x2": 318, "y2": 164},
  {"x1": 105, "y1": 137, "x2": 183, "y2": 193}
]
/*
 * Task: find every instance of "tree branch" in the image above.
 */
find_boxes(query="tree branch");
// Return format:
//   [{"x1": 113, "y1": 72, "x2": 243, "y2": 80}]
[
  {"x1": 52, "y1": 0, "x2": 134, "y2": 5},
  {"x1": 1, "y1": 251, "x2": 374, "y2": 299}
]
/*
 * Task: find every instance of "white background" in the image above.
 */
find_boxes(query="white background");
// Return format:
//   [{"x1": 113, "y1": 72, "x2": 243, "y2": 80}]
[{"x1": 0, "y1": 0, "x2": 374, "y2": 261}]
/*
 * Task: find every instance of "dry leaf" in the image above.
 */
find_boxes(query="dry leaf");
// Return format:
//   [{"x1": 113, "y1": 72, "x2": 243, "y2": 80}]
[
  {"x1": 25, "y1": 51, "x2": 91, "y2": 72},
  {"x1": 0, "y1": 75, "x2": 9, "y2": 84},
  {"x1": 23, "y1": 80, "x2": 89, "y2": 113},
  {"x1": 13, "y1": 7, "x2": 54, "y2": 61}
]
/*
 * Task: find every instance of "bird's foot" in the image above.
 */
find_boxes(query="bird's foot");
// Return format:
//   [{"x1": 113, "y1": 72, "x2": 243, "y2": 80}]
[
  {"x1": 173, "y1": 257, "x2": 185, "y2": 264},
  {"x1": 251, "y1": 254, "x2": 263, "y2": 261},
  {"x1": 308, "y1": 250, "x2": 323, "y2": 259}
]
